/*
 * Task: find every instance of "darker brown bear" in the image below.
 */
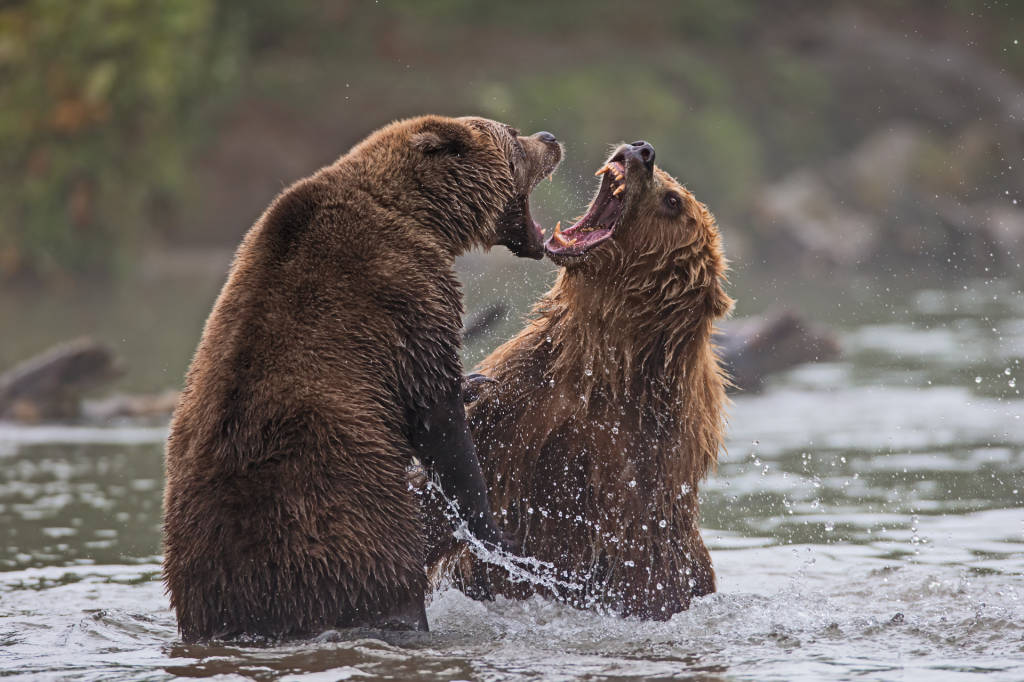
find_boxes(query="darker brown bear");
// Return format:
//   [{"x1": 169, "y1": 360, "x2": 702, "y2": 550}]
[
  {"x1": 162, "y1": 115, "x2": 561, "y2": 642},
  {"x1": 432, "y1": 141, "x2": 732, "y2": 620}
]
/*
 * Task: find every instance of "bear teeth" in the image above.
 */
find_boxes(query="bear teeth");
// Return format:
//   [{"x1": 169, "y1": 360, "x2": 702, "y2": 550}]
[
  {"x1": 597, "y1": 163, "x2": 626, "y2": 198},
  {"x1": 552, "y1": 221, "x2": 570, "y2": 247}
]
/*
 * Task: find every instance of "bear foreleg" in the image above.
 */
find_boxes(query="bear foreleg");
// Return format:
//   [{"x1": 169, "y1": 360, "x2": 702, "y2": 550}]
[{"x1": 412, "y1": 387, "x2": 507, "y2": 549}]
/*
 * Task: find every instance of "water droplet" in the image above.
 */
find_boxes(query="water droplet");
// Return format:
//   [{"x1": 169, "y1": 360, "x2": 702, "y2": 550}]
[
  {"x1": 659, "y1": 520, "x2": 667, "y2": 528},
  {"x1": 975, "y1": 376, "x2": 983, "y2": 384},
  {"x1": 584, "y1": 367, "x2": 593, "y2": 377},
  {"x1": 628, "y1": 480, "x2": 637, "y2": 488},
  {"x1": 611, "y1": 426, "x2": 619, "y2": 435}
]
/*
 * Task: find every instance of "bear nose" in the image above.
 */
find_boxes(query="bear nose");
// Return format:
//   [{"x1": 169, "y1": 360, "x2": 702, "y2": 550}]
[
  {"x1": 536, "y1": 131, "x2": 558, "y2": 144},
  {"x1": 625, "y1": 140, "x2": 656, "y2": 171}
]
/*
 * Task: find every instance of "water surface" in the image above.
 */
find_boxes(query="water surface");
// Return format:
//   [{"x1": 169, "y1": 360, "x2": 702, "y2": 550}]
[{"x1": 1, "y1": 276, "x2": 1021, "y2": 680}]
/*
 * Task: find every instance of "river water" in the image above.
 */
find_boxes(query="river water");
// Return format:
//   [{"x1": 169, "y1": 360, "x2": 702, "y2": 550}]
[{"x1": 1, "y1": 272, "x2": 1022, "y2": 681}]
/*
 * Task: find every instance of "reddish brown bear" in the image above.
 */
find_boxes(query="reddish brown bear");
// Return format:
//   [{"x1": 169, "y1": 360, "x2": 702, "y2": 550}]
[
  {"x1": 433, "y1": 141, "x2": 732, "y2": 620},
  {"x1": 163, "y1": 115, "x2": 561, "y2": 642}
]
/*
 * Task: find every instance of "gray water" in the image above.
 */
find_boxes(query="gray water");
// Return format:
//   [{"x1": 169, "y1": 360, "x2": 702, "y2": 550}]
[{"x1": 1, "y1": 275, "x2": 1022, "y2": 681}]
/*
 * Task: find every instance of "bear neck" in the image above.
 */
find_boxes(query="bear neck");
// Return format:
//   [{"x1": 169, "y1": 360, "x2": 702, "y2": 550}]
[
  {"x1": 529, "y1": 249, "x2": 729, "y2": 489},
  {"x1": 323, "y1": 156, "x2": 510, "y2": 259},
  {"x1": 543, "y1": 264, "x2": 723, "y2": 396}
]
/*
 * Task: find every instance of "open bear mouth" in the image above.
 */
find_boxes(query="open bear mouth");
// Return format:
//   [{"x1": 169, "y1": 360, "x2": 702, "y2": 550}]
[
  {"x1": 523, "y1": 193, "x2": 544, "y2": 249},
  {"x1": 496, "y1": 169, "x2": 558, "y2": 260},
  {"x1": 544, "y1": 156, "x2": 627, "y2": 261},
  {"x1": 522, "y1": 164, "x2": 562, "y2": 251}
]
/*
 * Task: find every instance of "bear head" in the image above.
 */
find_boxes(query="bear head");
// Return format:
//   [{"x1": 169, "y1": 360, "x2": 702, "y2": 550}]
[
  {"x1": 347, "y1": 115, "x2": 562, "y2": 259},
  {"x1": 544, "y1": 140, "x2": 732, "y2": 318}
]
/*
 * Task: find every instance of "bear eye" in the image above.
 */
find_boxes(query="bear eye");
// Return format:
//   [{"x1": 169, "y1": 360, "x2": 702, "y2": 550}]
[{"x1": 663, "y1": 192, "x2": 682, "y2": 213}]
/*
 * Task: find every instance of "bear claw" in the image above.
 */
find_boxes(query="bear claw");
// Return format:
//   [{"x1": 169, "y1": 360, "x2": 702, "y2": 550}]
[{"x1": 461, "y1": 373, "x2": 497, "y2": 404}]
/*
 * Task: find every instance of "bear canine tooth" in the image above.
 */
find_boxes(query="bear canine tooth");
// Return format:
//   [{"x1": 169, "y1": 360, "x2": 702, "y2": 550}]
[
  {"x1": 552, "y1": 221, "x2": 570, "y2": 246},
  {"x1": 613, "y1": 185, "x2": 625, "y2": 196},
  {"x1": 595, "y1": 165, "x2": 610, "y2": 176}
]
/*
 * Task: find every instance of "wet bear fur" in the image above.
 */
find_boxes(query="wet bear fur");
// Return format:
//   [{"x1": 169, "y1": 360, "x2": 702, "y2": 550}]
[
  {"x1": 431, "y1": 143, "x2": 732, "y2": 620},
  {"x1": 163, "y1": 115, "x2": 561, "y2": 642}
]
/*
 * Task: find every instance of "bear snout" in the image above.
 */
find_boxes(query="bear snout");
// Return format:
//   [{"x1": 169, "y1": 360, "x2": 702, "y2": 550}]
[{"x1": 614, "y1": 141, "x2": 656, "y2": 175}]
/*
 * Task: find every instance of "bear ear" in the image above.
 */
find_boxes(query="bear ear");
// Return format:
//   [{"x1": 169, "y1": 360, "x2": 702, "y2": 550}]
[{"x1": 411, "y1": 119, "x2": 472, "y2": 155}]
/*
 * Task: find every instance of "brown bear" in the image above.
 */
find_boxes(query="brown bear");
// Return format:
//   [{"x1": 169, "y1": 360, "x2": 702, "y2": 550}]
[
  {"x1": 162, "y1": 115, "x2": 562, "y2": 642},
  {"x1": 429, "y1": 141, "x2": 732, "y2": 620}
]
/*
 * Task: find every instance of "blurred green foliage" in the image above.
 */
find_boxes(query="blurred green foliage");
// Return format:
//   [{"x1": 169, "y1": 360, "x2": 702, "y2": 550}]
[
  {"x1": 1, "y1": 0, "x2": 1021, "y2": 284},
  {"x1": 0, "y1": 0, "x2": 241, "y2": 282}
]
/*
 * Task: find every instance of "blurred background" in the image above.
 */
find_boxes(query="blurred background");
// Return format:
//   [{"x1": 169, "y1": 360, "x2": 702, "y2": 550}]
[
  {"x1": 2, "y1": 3, "x2": 1023, "y2": 678},
  {"x1": 2, "y1": 0, "x2": 1022, "y2": 389}
]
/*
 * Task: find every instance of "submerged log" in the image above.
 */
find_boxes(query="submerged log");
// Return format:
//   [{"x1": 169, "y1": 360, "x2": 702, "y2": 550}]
[
  {"x1": 0, "y1": 338, "x2": 122, "y2": 422},
  {"x1": 716, "y1": 312, "x2": 840, "y2": 393}
]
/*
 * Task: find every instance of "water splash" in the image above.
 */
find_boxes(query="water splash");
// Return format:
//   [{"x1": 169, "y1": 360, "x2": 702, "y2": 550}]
[{"x1": 426, "y1": 479, "x2": 588, "y2": 598}]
